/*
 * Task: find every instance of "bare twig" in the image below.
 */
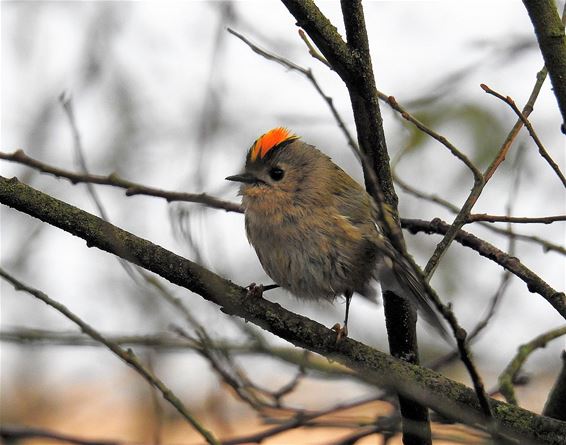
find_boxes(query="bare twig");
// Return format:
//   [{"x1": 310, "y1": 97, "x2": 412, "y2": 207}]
[
  {"x1": 402, "y1": 218, "x2": 566, "y2": 320},
  {"x1": 480, "y1": 83, "x2": 566, "y2": 187},
  {"x1": 227, "y1": 27, "x2": 359, "y2": 154},
  {"x1": 59, "y1": 93, "x2": 113, "y2": 220},
  {"x1": 468, "y1": 214, "x2": 566, "y2": 224},
  {"x1": 0, "y1": 267, "x2": 219, "y2": 445},
  {"x1": 221, "y1": 396, "x2": 385, "y2": 445},
  {"x1": 428, "y1": 153, "x2": 523, "y2": 372},
  {"x1": 176, "y1": 326, "x2": 281, "y2": 413},
  {"x1": 498, "y1": 326, "x2": 566, "y2": 405},
  {"x1": 326, "y1": 416, "x2": 400, "y2": 445},
  {"x1": 145, "y1": 354, "x2": 164, "y2": 445},
  {"x1": 426, "y1": 268, "x2": 513, "y2": 372},
  {"x1": 423, "y1": 66, "x2": 548, "y2": 278},
  {"x1": 0, "y1": 327, "x2": 355, "y2": 379},
  {"x1": 386, "y1": 96, "x2": 482, "y2": 180},
  {"x1": 395, "y1": 173, "x2": 566, "y2": 254},
  {"x1": 59, "y1": 94, "x2": 144, "y2": 283},
  {"x1": 0, "y1": 149, "x2": 243, "y2": 212},
  {"x1": 298, "y1": 22, "x2": 484, "y2": 212},
  {"x1": 298, "y1": 28, "x2": 332, "y2": 68}
]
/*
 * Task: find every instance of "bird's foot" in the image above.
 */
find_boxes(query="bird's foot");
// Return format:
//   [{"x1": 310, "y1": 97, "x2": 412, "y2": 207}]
[
  {"x1": 246, "y1": 282, "x2": 265, "y2": 299},
  {"x1": 245, "y1": 283, "x2": 280, "y2": 298},
  {"x1": 331, "y1": 323, "x2": 348, "y2": 343}
]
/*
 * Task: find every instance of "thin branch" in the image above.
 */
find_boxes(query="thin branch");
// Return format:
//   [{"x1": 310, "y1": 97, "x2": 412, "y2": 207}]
[
  {"x1": 59, "y1": 93, "x2": 112, "y2": 219},
  {"x1": 402, "y1": 218, "x2": 566, "y2": 320},
  {"x1": 297, "y1": 23, "x2": 483, "y2": 190},
  {"x1": 428, "y1": 156, "x2": 522, "y2": 372},
  {"x1": 427, "y1": 269, "x2": 513, "y2": 372},
  {"x1": 498, "y1": 326, "x2": 566, "y2": 405},
  {"x1": 0, "y1": 267, "x2": 219, "y2": 445},
  {"x1": 221, "y1": 396, "x2": 385, "y2": 445},
  {"x1": 4, "y1": 148, "x2": 564, "y2": 228},
  {"x1": 0, "y1": 327, "x2": 355, "y2": 379},
  {"x1": 467, "y1": 214, "x2": 566, "y2": 224},
  {"x1": 176, "y1": 326, "x2": 283, "y2": 413},
  {"x1": 326, "y1": 416, "x2": 400, "y2": 445},
  {"x1": 386, "y1": 96, "x2": 482, "y2": 181},
  {"x1": 298, "y1": 28, "x2": 332, "y2": 68},
  {"x1": 483, "y1": 67, "x2": 548, "y2": 183},
  {"x1": 227, "y1": 27, "x2": 359, "y2": 155},
  {"x1": 395, "y1": 173, "x2": 566, "y2": 255},
  {"x1": 145, "y1": 354, "x2": 164, "y2": 445},
  {"x1": 423, "y1": 66, "x2": 548, "y2": 278},
  {"x1": 0, "y1": 149, "x2": 243, "y2": 212},
  {"x1": 481, "y1": 83, "x2": 566, "y2": 187},
  {"x1": 0, "y1": 329, "x2": 194, "y2": 349},
  {"x1": 59, "y1": 94, "x2": 142, "y2": 282}
]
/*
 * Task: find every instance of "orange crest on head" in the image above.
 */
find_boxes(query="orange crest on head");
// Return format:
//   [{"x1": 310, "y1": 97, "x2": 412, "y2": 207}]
[{"x1": 249, "y1": 127, "x2": 298, "y2": 162}]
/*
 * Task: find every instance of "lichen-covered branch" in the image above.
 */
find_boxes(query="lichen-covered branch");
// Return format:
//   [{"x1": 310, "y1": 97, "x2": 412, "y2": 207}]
[
  {"x1": 498, "y1": 326, "x2": 566, "y2": 405},
  {"x1": 2, "y1": 176, "x2": 566, "y2": 443}
]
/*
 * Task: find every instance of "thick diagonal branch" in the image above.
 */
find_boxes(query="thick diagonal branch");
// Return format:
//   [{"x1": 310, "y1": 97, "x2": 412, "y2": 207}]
[{"x1": 3, "y1": 177, "x2": 566, "y2": 443}]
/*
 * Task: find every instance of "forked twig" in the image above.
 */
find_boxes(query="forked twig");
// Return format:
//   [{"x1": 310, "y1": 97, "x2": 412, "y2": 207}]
[
  {"x1": 424, "y1": 66, "x2": 548, "y2": 278},
  {"x1": 481, "y1": 83, "x2": 566, "y2": 188}
]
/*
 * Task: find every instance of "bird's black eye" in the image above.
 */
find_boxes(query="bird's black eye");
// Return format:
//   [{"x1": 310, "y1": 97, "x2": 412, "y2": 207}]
[{"x1": 269, "y1": 167, "x2": 285, "y2": 181}]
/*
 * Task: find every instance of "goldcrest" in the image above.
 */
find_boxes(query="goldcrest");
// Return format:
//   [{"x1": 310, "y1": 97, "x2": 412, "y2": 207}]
[{"x1": 227, "y1": 128, "x2": 447, "y2": 339}]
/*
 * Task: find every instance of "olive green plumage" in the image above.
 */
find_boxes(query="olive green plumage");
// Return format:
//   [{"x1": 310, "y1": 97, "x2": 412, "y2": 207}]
[{"x1": 227, "y1": 129, "x2": 447, "y2": 338}]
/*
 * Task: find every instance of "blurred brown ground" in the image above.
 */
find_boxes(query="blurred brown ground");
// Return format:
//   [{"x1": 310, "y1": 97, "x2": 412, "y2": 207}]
[{"x1": 1, "y1": 368, "x2": 558, "y2": 445}]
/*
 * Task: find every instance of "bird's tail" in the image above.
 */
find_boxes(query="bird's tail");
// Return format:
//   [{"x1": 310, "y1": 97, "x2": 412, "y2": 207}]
[{"x1": 376, "y1": 238, "x2": 452, "y2": 341}]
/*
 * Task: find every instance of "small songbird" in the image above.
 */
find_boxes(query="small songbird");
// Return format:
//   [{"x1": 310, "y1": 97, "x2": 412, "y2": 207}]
[{"x1": 226, "y1": 127, "x2": 447, "y2": 339}]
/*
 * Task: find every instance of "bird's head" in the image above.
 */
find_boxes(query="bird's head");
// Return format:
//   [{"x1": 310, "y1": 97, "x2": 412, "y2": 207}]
[{"x1": 226, "y1": 128, "x2": 330, "y2": 211}]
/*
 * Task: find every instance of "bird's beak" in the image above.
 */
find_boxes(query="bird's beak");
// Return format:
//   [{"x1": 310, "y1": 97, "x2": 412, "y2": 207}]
[{"x1": 225, "y1": 173, "x2": 257, "y2": 184}]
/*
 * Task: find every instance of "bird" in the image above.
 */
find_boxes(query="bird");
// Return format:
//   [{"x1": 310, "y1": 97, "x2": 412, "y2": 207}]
[{"x1": 226, "y1": 127, "x2": 448, "y2": 340}]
